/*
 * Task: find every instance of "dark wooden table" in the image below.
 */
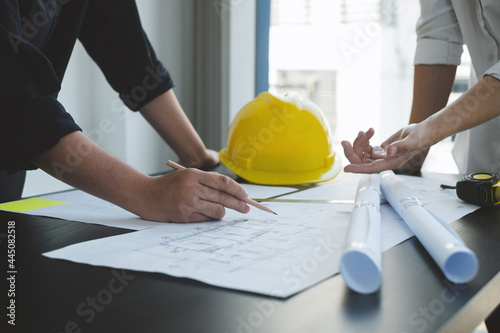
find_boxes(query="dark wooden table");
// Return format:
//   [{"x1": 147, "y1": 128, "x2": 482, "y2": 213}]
[{"x1": 1, "y1": 172, "x2": 499, "y2": 333}]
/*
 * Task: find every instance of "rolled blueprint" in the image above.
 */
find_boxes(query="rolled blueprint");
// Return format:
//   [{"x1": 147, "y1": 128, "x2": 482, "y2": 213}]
[
  {"x1": 380, "y1": 171, "x2": 478, "y2": 284},
  {"x1": 340, "y1": 174, "x2": 382, "y2": 294}
]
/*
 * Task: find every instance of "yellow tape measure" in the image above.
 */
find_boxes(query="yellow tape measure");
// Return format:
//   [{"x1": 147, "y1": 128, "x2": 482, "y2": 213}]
[{"x1": 442, "y1": 172, "x2": 500, "y2": 207}]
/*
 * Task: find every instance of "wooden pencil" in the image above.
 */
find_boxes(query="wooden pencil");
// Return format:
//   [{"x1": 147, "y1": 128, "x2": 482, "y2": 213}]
[{"x1": 166, "y1": 160, "x2": 277, "y2": 215}]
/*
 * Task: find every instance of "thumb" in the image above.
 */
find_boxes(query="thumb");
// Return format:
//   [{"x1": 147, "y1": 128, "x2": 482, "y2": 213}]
[
  {"x1": 387, "y1": 139, "x2": 410, "y2": 156},
  {"x1": 387, "y1": 144, "x2": 398, "y2": 156},
  {"x1": 387, "y1": 131, "x2": 423, "y2": 156}
]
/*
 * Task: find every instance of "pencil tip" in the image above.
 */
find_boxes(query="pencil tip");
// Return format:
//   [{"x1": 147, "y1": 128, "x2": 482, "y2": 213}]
[{"x1": 273, "y1": 212, "x2": 277, "y2": 215}]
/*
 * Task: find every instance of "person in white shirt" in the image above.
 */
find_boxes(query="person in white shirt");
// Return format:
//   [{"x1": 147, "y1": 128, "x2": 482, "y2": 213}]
[
  {"x1": 342, "y1": 0, "x2": 500, "y2": 175},
  {"x1": 341, "y1": 2, "x2": 500, "y2": 330}
]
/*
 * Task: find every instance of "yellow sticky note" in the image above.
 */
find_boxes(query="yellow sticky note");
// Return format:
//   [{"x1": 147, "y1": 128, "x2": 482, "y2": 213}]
[{"x1": 0, "y1": 197, "x2": 67, "y2": 213}]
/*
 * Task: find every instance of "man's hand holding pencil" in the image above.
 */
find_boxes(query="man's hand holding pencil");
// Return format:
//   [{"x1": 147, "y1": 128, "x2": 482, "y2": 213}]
[
  {"x1": 135, "y1": 164, "x2": 250, "y2": 223},
  {"x1": 165, "y1": 161, "x2": 277, "y2": 220}
]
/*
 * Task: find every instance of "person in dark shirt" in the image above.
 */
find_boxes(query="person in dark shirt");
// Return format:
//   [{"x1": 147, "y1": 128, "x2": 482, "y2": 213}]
[{"x1": 0, "y1": 0, "x2": 250, "y2": 222}]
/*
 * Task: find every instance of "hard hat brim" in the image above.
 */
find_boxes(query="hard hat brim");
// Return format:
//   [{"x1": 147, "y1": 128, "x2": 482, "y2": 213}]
[{"x1": 219, "y1": 148, "x2": 342, "y2": 185}]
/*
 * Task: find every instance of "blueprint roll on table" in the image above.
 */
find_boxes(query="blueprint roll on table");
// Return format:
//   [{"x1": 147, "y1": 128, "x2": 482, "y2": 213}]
[
  {"x1": 380, "y1": 171, "x2": 479, "y2": 284},
  {"x1": 340, "y1": 174, "x2": 382, "y2": 294}
]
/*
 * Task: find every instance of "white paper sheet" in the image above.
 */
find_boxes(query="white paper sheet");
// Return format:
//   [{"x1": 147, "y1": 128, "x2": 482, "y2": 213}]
[
  {"x1": 280, "y1": 173, "x2": 476, "y2": 212},
  {"x1": 241, "y1": 184, "x2": 298, "y2": 199},
  {"x1": 44, "y1": 202, "x2": 352, "y2": 298},
  {"x1": 38, "y1": 173, "x2": 482, "y2": 297},
  {"x1": 278, "y1": 173, "x2": 362, "y2": 202},
  {"x1": 397, "y1": 175, "x2": 479, "y2": 224},
  {"x1": 340, "y1": 174, "x2": 382, "y2": 294},
  {"x1": 277, "y1": 173, "x2": 478, "y2": 251},
  {"x1": 21, "y1": 190, "x2": 161, "y2": 230},
  {"x1": 380, "y1": 171, "x2": 479, "y2": 284},
  {"x1": 15, "y1": 184, "x2": 298, "y2": 230}
]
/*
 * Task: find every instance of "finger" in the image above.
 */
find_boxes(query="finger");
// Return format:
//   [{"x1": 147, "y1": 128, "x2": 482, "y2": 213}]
[
  {"x1": 361, "y1": 129, "x2": 374, "y2": 151},
  {"x1": 352, "y1": 131, "x2": 366, "y2": 158},
  {"x1": 344, "y1": 158, "x2": 401, "y2": 174},
  {"x1": 182, "y1": 211, "x2": 218, "y2": 223},
  {"x1": 386, "y1": 135, "x2": 417, "y2": 157},
  {"x1": 353, "y1": 131, "x2": 374, "y2": 160},
  {"x1": 199, "y1": 172, "x2": 249, "y2": 201},
  {"x1": 380, "y1": 130, "x2": 404, "y2": 150},
  {"x1": 387, "y1": 144, "x2": 398, "y2": 156},
  {"x1": 198, "y1": 184, "x2": 250, "y2": 214},
  {"x1": 176, "y1": 194, "x2": 228, "y2": 221},
  {"x1": 196, "y1": 197, "x2": 228, "y2": 220},
  {"x1": 370, "y1": 146, "x2": 387, "y2": 159},
  {"x1": 341, "y1": 140, "x2": 362, "y2": 164},
  {"x1": 167, "y1": 198, "x2": 220, "y2": 223},
  {"x1": 365, "y1": 128, "x2": 375, "y2": 140},
  {"x1": 344, "y1": 149, "x2": 403, "y2": 173},
  {"x1": 362, "y1": 157, "x2": 375, "y2": 164}
]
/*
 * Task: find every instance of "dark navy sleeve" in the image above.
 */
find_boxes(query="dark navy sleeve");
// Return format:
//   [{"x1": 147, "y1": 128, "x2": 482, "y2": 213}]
[
  {"x1": 0, "y1": 1, "x2": 81, "y2": 173},
  {"x1": 78, "y1": 0, "x2": 174, "y2": 111}
]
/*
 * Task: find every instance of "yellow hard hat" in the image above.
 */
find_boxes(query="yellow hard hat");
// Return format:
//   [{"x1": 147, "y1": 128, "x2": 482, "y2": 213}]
[{"x1": 219, "y1": 91, "x2": 341, "y2": 185}]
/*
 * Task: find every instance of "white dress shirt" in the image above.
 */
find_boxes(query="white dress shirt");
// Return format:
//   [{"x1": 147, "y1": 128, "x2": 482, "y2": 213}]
[{"x1": 414, "y1": 0, "x2": 500, "y2": 173}]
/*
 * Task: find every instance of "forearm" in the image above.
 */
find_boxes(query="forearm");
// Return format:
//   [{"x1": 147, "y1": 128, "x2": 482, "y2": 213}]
[
  {"x1": 343, "y1": 75, "x2": 500, "y2": 174},
  {"x1": 30, "y1": 131, "x2": 149, "y2": 216},
  {"x1": 29, "y1": 130, "x2": 249, "y2": 222},
  {"x1": 140, "y1": 89, "x2": 211, "y2": 167},
  {"x1": 391, "y1": 65, "x2": 457, "y2": 173},
  {"x1": 409, "y1": 65, "x2": 457, "y2": 123},
  {"x1": 422, "y1": 75, "x2": 500, "y2": 144}
]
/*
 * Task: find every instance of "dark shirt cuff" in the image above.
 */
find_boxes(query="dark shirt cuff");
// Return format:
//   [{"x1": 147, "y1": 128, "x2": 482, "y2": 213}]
[
  {"x1": 118, "y1": 61, "x2": 174, "y2": 111},
  {"x1": 0, "y1": 95, "x2": 81, "y2": 173}
]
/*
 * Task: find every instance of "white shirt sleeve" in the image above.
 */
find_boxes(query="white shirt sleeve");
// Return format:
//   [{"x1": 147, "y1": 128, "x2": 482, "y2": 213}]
[
  {"x1": 414, "y1": 0, "x2": 464, "y2": 66},
  {"x1": 483, "y1": 61, "x2": 500, "y2": 81}
]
